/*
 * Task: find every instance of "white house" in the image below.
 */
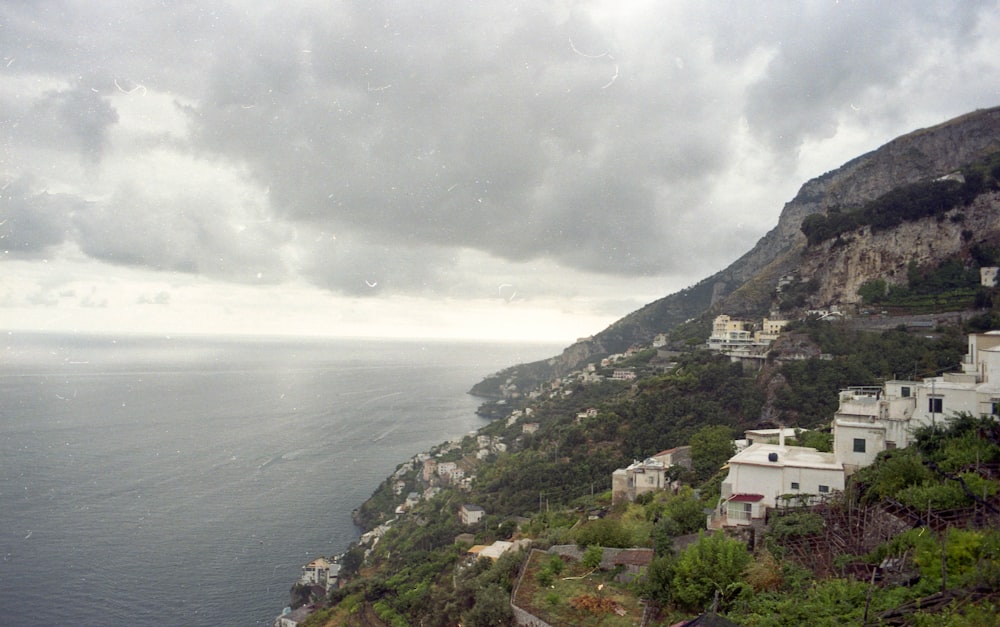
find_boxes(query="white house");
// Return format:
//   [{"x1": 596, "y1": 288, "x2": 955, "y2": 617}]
[
  {"x1": 459, "y1": 503, "x2": 485, "y2": 525},
  {"x1": 718, "y1": 441, "x2": 845, "y2": 523},
  {"x1": 981, "y1": 267, "x2": 999, "y2": 287},
  {"x1": 437, "y1": 461, "x2": 463, "y2": 481},
  {"x1": 612, "y1": 369, "x2": 637, "y2": 381},
  {"x1": 611, "y1": 446, "x2": 692, "y2": 504},
  {"x1": 300, "y1": 557, "x2": 339, "y2": 589},
  {"x1": 832, "y1": 383, "x2": 918, "y2": 474}
]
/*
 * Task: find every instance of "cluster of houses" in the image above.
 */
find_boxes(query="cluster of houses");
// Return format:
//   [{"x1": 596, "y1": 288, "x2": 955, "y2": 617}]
[
  {"x1": 712, "y1": 330, "x2": 1000, "y2": 528},
  {"x1": 605, "y1": 328, "x2": 1000, "y2": 532},
  {"x1": 706, "y1": 314, "x2": 790, "y2": 360}
]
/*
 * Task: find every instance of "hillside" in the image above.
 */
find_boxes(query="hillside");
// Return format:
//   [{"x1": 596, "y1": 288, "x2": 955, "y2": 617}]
[
  {"x1": 471, "y1": 106, "x2": 1000, "y2": 399},
  {"x1": 305, "y1": 320, "x2": 998, "y2": 627}
]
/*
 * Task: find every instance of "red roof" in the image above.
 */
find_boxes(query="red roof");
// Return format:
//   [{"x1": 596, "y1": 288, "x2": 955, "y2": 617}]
[{"x1": 728, "y1": 493, "x2": 765, "y2": 503}]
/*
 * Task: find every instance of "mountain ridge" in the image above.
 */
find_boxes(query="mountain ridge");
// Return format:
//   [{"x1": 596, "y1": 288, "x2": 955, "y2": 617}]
[{"x1": 471, "y1": 105, "x2": 1000, "y2": 399}]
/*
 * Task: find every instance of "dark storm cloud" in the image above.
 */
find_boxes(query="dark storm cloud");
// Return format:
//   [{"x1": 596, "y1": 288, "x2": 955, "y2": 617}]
[
  {"x1": 184, "y1": 1, "x2": 741, "y2": 287},
  {"x1": 2, "y1": 0, "x2": 998, "y2": 301}
]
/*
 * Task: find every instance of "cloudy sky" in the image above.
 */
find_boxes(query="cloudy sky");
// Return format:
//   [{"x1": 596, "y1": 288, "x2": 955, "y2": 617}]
[{"x1": 2, "y1": 1, "x2": 998, "y2": 342}]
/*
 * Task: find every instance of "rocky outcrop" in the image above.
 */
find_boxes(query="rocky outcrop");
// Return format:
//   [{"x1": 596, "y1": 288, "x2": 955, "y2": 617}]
[
  {"x1": 715, "y1": 106, "x2": 1000, "y2": 314},
  {"x1": 801, "y1": 191, "x2": 1000, "y2": 307}
]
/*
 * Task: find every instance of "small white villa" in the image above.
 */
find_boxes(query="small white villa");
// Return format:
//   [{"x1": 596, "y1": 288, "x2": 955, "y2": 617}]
[
  {"x1": 459, "y1": 503, "x2": 486, "y2": 526},
  {"x1": 716, "y1": 436, "x2": 845, "y2": 527}
]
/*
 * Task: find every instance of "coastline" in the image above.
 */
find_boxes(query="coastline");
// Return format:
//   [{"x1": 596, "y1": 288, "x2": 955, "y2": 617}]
[{"x1": 272, "y1": 396, "x2": 498, "y2": 625}]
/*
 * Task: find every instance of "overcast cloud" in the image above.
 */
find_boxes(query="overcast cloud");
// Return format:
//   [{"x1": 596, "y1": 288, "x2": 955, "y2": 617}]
[{"x1": 2, "y1": 1, "x2": 998, "y2": 341}]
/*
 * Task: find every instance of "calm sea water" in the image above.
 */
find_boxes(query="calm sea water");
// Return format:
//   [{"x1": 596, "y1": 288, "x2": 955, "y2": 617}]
[{"x1": 0, "y1": 332, "x2": 559, "y2": 626}]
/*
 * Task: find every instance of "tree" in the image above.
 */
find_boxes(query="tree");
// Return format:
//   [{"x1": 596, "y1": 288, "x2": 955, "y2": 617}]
[
  {"x1": 795, "y1": 428, "x2": 833, "y2": 452},
  {"x1": 639, "y1": 555, "x2": 676, "y2": 605},
  {"x1": 690, "y1": 425, "x2": 736, "y2": 482},
  {"x1": 672, "y1": 532, "x2": 751, "y2": 611},
  {"x1": 858, "y1": 278, "x2": 887, "y2": 304},
  {"x1": 662, "y1": 488, "x2": 709, "y2": 535},
  {"x1": 461, "y1": 583, "x2": 513, "y2": 626},
  {"x1": 582, "y1": 545, "x2": 604, "y2": 569}
]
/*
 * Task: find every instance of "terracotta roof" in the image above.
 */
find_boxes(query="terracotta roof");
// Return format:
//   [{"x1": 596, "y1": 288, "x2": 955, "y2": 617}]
[{"x1": 728, "y1": 493, "x2": 765, "y2": 503}]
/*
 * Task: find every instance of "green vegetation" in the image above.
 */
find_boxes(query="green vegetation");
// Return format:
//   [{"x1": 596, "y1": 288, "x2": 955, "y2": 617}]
[
  {"x1": 306, "y1": 319, "x2": 1000, "y2": 626},
  {"x1": 801, "y1": 150, "x2": 1000, "y2": 247},
  {"x1": 857, "y1": 259, "x2": 982, "y2": 312},
  {"x1": 671, "y1": 532, "x2": 752, "y2": 611}
]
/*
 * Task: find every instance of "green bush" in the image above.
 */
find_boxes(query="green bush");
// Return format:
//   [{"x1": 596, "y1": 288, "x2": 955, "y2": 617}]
[
  {"x1": 672, "y1": 532, "x2": 751, "y2": 611},
  {"x1": 768, "y1": 512, "x2": 825, "y2": 539}
]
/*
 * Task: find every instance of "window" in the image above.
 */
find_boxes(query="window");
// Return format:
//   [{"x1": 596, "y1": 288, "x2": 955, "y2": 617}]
[
  {"x1": 992, "y1": 400, "x2": 1000, "y2": 416},
  {"x1": 790, "y1": 482, "x2": 800, "y2": 490},
  {"x1": 853, "y1": 438, "x2": 866, "y2": 453},
  {"x1": 818, "y1": 485, "x2": 830, "y2": 493},
  {"x1": 901, "y1": 386, "x2": 911, "y2": 398},
  {"x1": 928, "y1": 397, "x2": 943, "y2": 413},
  {"x1": 886, "y1": 441, "x2": 897, "y2": 450}
]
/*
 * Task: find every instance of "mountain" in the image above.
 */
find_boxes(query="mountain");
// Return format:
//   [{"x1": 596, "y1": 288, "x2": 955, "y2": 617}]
[{"x1": 471, "y1": 106, "x2": 1000, "y2": 398}]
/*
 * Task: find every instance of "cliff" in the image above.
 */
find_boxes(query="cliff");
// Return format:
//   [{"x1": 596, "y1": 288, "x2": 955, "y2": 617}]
[{"x1": 471, "y1": 106, "x2": 1000, "y2": 398}]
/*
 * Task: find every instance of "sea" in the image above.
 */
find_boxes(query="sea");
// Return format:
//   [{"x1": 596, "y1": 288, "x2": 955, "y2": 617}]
[{"x1": 0, "y1": 332, "x2": 561, "y2": 626}]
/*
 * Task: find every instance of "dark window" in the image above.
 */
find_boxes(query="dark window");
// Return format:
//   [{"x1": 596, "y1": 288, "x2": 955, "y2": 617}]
[
  {"x1": 853, "y1": 438, "x2": 866, "y2": 453},
  {"x1": 901, "y1": 386, "x2": 911, "y2": 398},
  {"x1": 818, "y1": 485, "x2": 830, "y2": 493},
  {"x1": 992, "y1": 401, "x2": 1000, "y2": 416},
  {"x1": 886, "y1": 441, "x2": 897, "y2": 450},
  {"x1": 790, "y1": 482, "x2": 800, "y2": 490},
  {"x1": 929, "y1": 397, "x2": 943, "y2": 413}
]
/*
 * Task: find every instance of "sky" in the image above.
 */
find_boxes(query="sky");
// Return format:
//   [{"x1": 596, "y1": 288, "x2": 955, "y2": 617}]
[{"x1": 2, "y1": 1, "x2": 999, "y2": 343}]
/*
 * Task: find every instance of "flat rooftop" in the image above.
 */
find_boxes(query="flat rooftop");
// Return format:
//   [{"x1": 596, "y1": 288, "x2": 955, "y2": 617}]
[{"x1": 730, "y1": 442, "x2": 841, "y2": 471}]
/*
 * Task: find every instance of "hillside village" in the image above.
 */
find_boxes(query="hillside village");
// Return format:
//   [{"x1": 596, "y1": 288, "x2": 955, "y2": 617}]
[{"x1": 277, "y1": 305, "x2": 1000, "y2": 626}]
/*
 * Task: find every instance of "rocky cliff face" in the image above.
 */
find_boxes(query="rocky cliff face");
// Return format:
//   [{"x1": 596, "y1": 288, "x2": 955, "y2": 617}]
[
  {"x1": 801, "y1": 191, "x2": 1000, "y2": 308},
  {"x1": 473, "y1": 106, "x2": 1000, "y2": 397},
  {"x1": 715, "y1": 106, "x2": 1000, "y2": 314}
]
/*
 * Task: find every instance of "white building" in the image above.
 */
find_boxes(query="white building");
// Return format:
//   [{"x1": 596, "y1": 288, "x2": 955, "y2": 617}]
[
  {"x1": 611, "y1": 446, "x2": 692, "y2": 505},
  {"x1": 707, "y1": 314, "x2": 788, "y2": 356},
  {"x1": 300, "y1": 557, "x2": 339, "y2": 589},
  {"x1": 716, "y1": 331, "x2": 1000, "y2": 527},
  {"x1": 835, "y1": 332, "x2": 1000, "y2": 474},
  {"x1": 459, "y1": 503, "x2": 486, "y2": 525},
  {"x1": 982, "y1": 267, "x2": 999, "y2": 287},
  {"x1": 707, "y1": 315, "x2": 754, "y2": 352},
  {"x1": 717, "y1": 439, "x2": 845, "y2": 526}
]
